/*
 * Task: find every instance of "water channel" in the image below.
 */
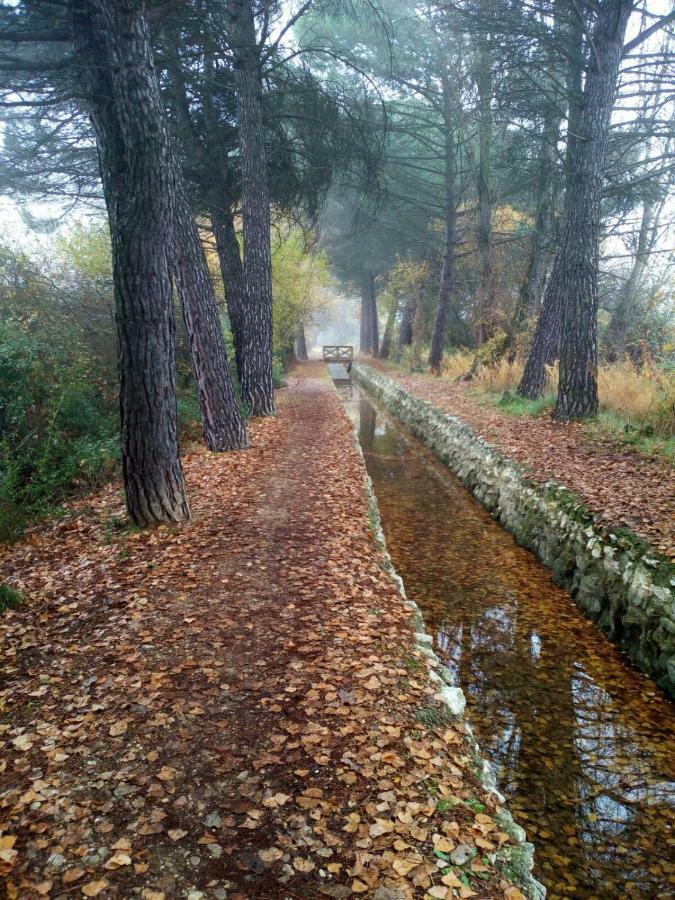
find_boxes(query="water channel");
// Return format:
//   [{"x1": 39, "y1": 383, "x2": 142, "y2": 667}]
[{"x1": 337, "y1": 377, "x2": 675, "y2": 899}]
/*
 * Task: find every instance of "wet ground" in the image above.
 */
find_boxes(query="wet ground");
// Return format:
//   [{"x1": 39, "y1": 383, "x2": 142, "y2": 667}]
[{"x1": 340, "y1": 380, "x2": 675, "y2": 899}]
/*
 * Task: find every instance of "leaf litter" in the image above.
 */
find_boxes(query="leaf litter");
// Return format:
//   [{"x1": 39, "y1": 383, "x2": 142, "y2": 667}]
[{"x1": 1, "y1": 364, "x2": 522, "y2": 898}]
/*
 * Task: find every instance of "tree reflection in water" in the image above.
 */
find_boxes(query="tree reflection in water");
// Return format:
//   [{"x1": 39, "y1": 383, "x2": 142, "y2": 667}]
[{"x1": 342, "y1": 383, "x2": 675, "y2": 900}]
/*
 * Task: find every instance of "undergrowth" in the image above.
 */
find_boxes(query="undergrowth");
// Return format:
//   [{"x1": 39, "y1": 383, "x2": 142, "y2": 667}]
[
  {"x1": 0, "y1": 582, "x2": 22, "y2": 612},
  {"x1": 438, "y1": 351, "x2": 675, "y2": 458}
]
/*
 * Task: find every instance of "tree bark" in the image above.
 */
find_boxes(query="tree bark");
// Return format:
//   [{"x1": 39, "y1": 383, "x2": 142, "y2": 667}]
[
  {"x1": 517, "y1": 1, "x2": 600, "y2": 401},
  {"x1": 517, "y1": 280, "x2": 561, "y2": 399},
  {"x1": 428, "y1": 73, "x2": 457, "y2": 374},
  {"x1": 162, "y1": 32, "x2": 247, "y2": 449},
  {"x1": 211, "y1": 205, "x2": 247, "y2": 377},
  {"x1": 606, "y1": 193, "x2": 659, "y2": 360},
  {"x1": 399, "y1": 294, "x2": 415, "y2": 349},
  {"x1": 475, "y1": 14, "x2": 494, "y2": 345},
  {"x1": 360, "y1": 273, "x2": 378, "y2": 355},
  {"x1": 72, "y1": 0, "x2": 190, "y2": 526},
  {"x1": 227, "y1": 0, "x2": 275, "y2": 416},
  {"x1": 172, "y1": 193, "x2": 248, "y2": 451},
  {"x1": 554, "y1": 0, "x2": 633, "y2": 421},
  {"x1": 370, "y1": 274, "x2": 379, "y2": 357},
  {"x1": 379, "y1": 297, "x2": 398, "y2": 359}
]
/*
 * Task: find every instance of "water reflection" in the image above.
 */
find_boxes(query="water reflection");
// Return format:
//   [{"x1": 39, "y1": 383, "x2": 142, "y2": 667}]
[{"x1": 343, "y1": 383, "x2": 675, "y2": 899}]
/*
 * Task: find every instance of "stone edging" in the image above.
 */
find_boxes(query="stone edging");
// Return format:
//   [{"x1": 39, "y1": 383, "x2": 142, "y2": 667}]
[
  {"x1": 334, "y1": 377, "x2": 546, "y2": 900},
  {"x1": 352, "y1": 362, "x2": 675, "y2": 699}
]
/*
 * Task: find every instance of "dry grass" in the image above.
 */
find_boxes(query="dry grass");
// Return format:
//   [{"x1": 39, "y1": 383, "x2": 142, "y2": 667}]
[
  {"x1": 442, "y1": 351, "x2": 674, "y2": 437},
  {"x1": 597, "y1": 360, "x2": 674, "y2": 436},
  {"x1": 441, "y1": 349, "x2": 474, "y2": 379}
]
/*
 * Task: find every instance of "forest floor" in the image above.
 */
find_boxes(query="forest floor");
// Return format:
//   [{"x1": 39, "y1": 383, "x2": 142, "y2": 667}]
[
  {"x1": 0, "y1": 363, "x2": 525, "y2": 900},
  {"x1": 369, "y1": 360, "x2": 674, "y2": 561}
]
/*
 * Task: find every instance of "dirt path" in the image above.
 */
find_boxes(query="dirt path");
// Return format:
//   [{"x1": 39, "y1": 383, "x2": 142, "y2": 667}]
[
  {"x1": 0, "y1": 364, "x2": 523, "y2": 900},
  {"x1": 368, "y1": 361, "x2": 674, "y2": 559}
]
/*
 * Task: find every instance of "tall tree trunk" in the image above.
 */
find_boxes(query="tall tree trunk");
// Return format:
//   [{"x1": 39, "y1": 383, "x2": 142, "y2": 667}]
[
  {"x1": 379, "y1": 297, "x2": 398, "y2": 359},
  {"x1": 508, "y1": 112, "x2": 560, "y2": 359},
  {"x1": 475, "y1": 16, "x2": 493, "y2": 345},
  {"x1": 517, "y1": 284, "x2": 561, "y2": 399},
  {"x1": 563, "y1": 5, "x2": 585, "y2": 213},
  {"x1": 211, "y1": 205, "x2": 247, "y2": 377},
  {"x1": 228, "y1": 0, "x2": 275, "y2": 416},
  {"x1": 606, "y1": 193, "x2": 659, "y2": 360},
  {"x1": 360, "y1": 276, "x2": 373, "y2": 355},
  {"x1": 172, "y1": 194, "x2": 248, "y2": 451},
  {"x1": 360, "y1": 273, "x2": 378, "y2": 355},
  {"x1": 517, "y1": 6, "x2": 586, "y2": 400},
  {"x1": 370, "y1": 274, "x2": 379, "y2": 357},
  {"x1": 399, "y1": 294, "x2": 415, "y2": 349},
  {"x1": 428, "y1": 73, "x2": 457, "y2": 374},
  {"x1": 72, "y1": 0, "x2": 189, "y2": 525},
  {"x1": 554, "y1": 0, "x2": 633, "y2": 421},
  {"x1": 294, "y1": 321, "x2": 308, "y2": 360},
  {"x1": 163, "y1": 33, "x2": 247, "y2": 448}
]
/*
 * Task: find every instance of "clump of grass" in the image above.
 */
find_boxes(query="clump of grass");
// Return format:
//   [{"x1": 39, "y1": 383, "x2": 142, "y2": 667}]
[
  {"x1": 416, "y1": 705, "x2": 451, "y2": 728},
  {"x1": 497, "y1": 390, "x2": 556, "y2": 417},
  {"x1": 597, "y1": 359, "x2": 674, "y2": 437},
  {"x1": 441, "y1": 349, "x2": 474, "y2": 379},
  {"x1": 0, "y1": 583, "x2": 22, "y2": 611}
]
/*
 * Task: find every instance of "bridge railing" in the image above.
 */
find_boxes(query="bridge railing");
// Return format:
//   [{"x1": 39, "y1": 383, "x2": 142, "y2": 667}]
[{"x1": 323, "y1": 345, "x2": 353, "y2": 363}]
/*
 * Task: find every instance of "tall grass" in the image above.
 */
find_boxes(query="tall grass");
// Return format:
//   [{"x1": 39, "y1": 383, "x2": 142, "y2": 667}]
[
  {"x1": 597, "y1": 360, "x2": 674, "y2": 437},
  {"x1": 441, "y1": 349, "x2": 474, "y2": 379},
  {"x1": 442, "y1": 350, "x2": 674, "y2": 439}
]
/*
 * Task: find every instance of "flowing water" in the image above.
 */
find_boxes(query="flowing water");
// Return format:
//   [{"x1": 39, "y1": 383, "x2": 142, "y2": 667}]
[{"x1": 339, "y1": 380, "x2": 675, "y2": 899}]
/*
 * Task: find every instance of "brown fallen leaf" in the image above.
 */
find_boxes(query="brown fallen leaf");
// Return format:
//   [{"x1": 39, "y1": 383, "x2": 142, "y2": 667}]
[
  {"x1": 81, "y1": 880, "x2": 109, "y2": 897},
  {"x1": 108, "y1": 720, "x2": 128, "y2": 737}
]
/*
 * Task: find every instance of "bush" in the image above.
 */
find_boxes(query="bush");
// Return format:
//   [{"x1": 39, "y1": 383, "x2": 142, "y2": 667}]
[{"x1": 0, "y1": 323, "x2": 118, "y2": 542}]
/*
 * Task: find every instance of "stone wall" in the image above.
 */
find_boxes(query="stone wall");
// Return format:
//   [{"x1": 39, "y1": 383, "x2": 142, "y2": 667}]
[{"x1": 352, "y1": 363, "x2": 675, "y2": 699}]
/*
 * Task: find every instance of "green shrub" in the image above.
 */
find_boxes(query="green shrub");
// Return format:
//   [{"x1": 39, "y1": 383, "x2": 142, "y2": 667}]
[
  {"x1": 0, "y1": 582, "x2": 22, "y2": 612},
  {"x1": 0, "y1": 323, "x2": 118, "y2": 542}
]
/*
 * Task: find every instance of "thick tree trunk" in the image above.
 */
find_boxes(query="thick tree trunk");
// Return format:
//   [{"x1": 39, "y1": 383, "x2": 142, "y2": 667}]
[
  {"x1": 554, "y1": 0, "x2": 633, "y2": 421},
  {"x1": 172, "y1": 194, "x2": 248, "y2": 451},
  {"x1": 294, "y1": 321, "x2": 309, "y2": 360},
  {"x1": 428, "y1": 74, "x2": 457, "y2": 374},
  {"x1": 228, "y1": 0, "x2": 275, "y2": 416},
  {"x1": 517, "y1": 2, "x2": 605, "y2": 402},
  {"x1": 72, "y1": 0, "x2": 189, "y2": 525}
]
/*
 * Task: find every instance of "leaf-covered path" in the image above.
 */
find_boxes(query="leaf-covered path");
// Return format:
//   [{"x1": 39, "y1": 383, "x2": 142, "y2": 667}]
[
  {"x1": 369, "y1": 362, "x2": 674, "y2": 560},
  {"x1": 1, "y1": 364, "x2": 525, "y2": 900}
]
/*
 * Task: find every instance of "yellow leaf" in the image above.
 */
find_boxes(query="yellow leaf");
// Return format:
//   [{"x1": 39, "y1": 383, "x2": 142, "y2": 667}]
[{"x1": 104, "y1": 851, "x2": 132, "y2": 869}]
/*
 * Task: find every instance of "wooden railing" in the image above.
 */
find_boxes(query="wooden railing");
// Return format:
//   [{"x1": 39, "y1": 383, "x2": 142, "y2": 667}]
[{"x1": 323, "y1": 345, "x2": 354, "y2": 363}]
